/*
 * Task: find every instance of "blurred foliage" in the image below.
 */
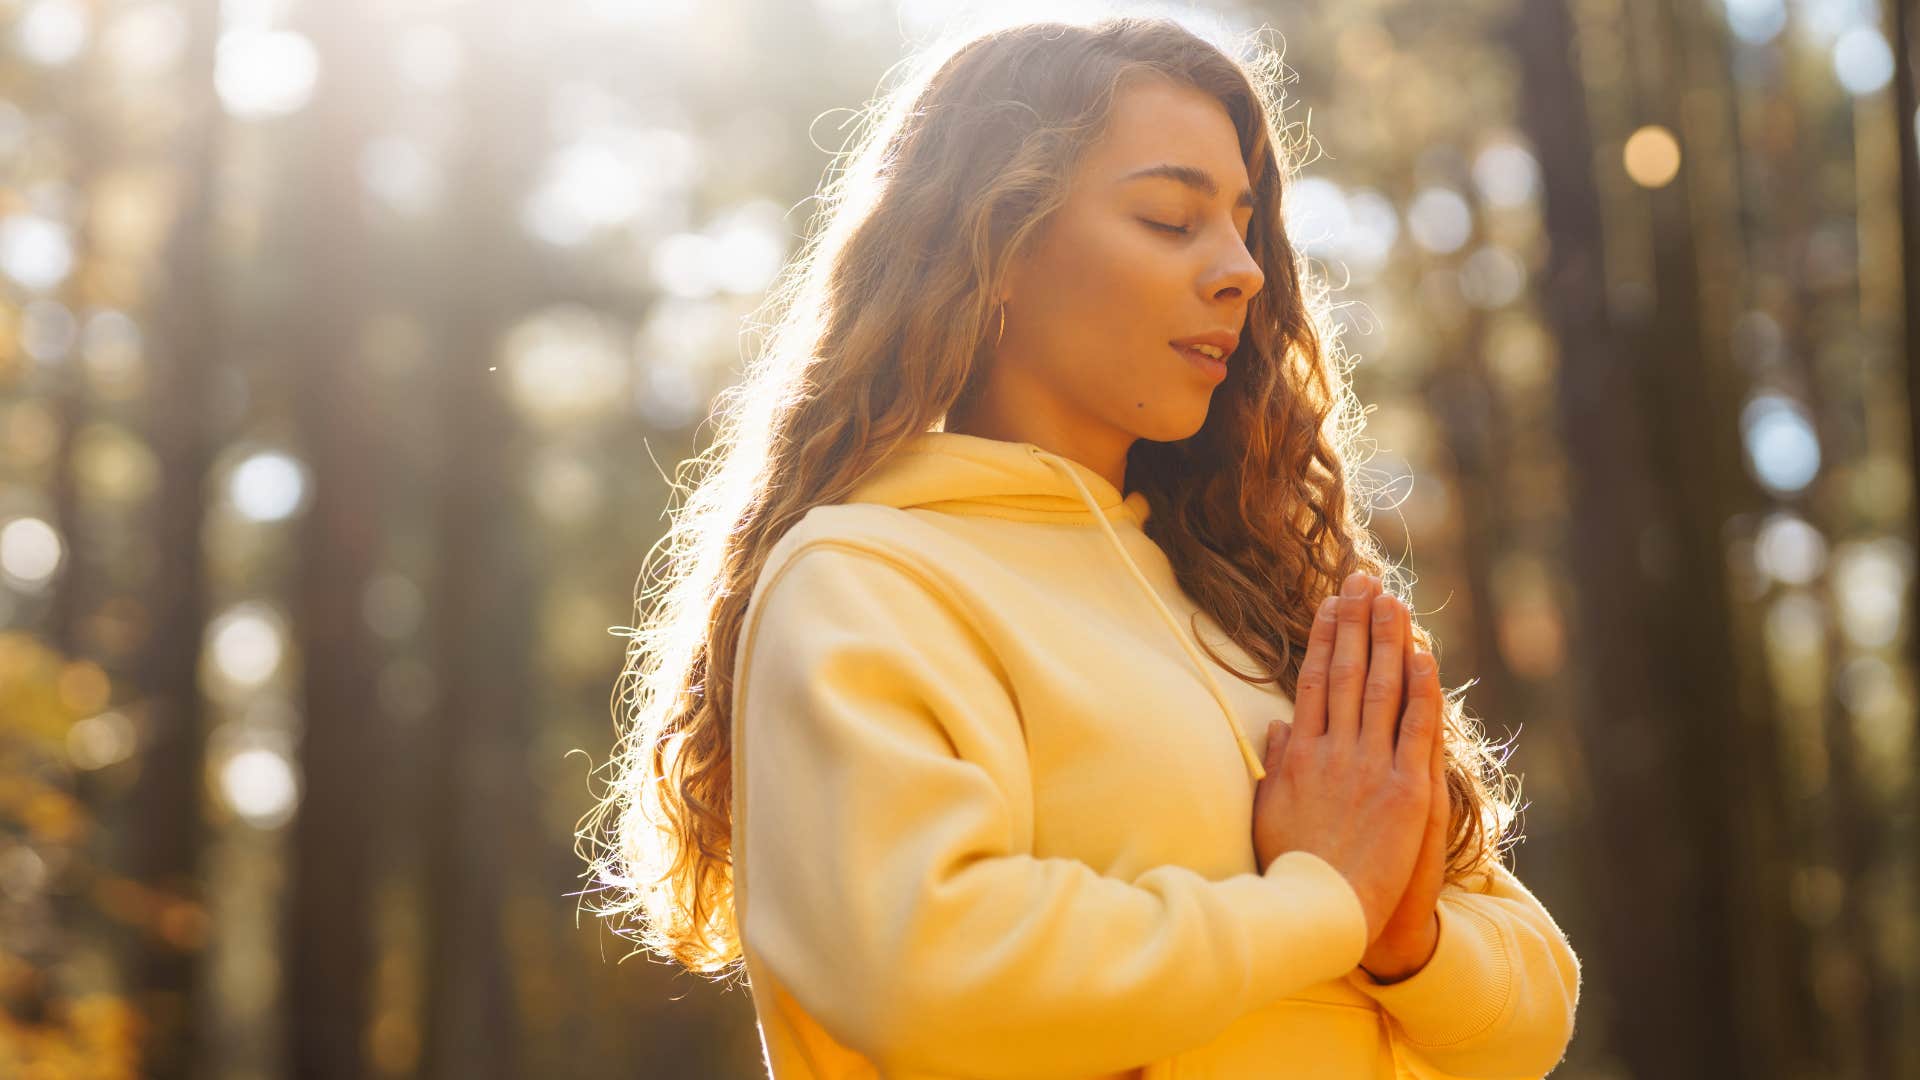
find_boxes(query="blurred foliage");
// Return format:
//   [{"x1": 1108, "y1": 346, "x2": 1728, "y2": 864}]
[{"x1": 0, "y1": 632, "x2": 143, "y2": 1079}]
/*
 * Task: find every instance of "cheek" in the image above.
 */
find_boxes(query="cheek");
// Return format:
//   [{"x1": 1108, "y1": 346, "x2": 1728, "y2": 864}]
[
  {"x1": 1037, "y1": 217, "x2": 1175, "y2": 313},
  {"x1": 1018, "y1": 218, "x2": 1185, "y2": 393},
  {"x1": 1062, "y1": 246, "x2": 1178, "y2": 344},
  {"x1": 1091, "y1": 262, "x2": 1180, "y2": 368}
]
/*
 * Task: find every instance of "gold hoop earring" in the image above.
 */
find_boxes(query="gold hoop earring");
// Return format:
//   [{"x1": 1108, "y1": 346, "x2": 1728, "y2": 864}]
[{"x1": 996, "y1": 302, "x2": 1006, "y2": 347}]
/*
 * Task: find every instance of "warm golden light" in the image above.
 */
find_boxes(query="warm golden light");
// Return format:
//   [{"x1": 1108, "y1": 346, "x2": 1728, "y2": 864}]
[{"x1": 1623, "y1": 124, "x2": 1682, "y2": 188}]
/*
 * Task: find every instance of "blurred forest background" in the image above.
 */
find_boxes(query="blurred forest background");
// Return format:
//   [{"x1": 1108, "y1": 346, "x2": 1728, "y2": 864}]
[{"x1": 0, "y1": 0, "x2": 1915, "y2": 1076}]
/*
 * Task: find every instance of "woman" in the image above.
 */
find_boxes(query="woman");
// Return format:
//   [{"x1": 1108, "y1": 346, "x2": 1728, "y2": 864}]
[{"x1": 580, "y1": 14, "x2": 1580, "y2": 1078}]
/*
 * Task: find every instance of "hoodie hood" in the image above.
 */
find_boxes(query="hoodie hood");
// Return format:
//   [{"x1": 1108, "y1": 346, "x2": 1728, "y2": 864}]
[
  {"x1": 844, "y1": 430, "x2": 1268, "y2": 782},
  {"x1": 846, "y1": 430, "x2": 1154, "y2": 526}
]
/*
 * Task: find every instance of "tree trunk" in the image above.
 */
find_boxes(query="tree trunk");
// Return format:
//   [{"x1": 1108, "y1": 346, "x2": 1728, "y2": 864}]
[
  {"x1": 124, "y1": 1, "x2": 223, "y2": 1074},
  {"x1": 415, "y1": 11, "x2": 545, "y2": 1077},
  {"x1": 282, "y1": 1, "x2": 385, "y2": 1075},
  {"x1": 1890, "y1": 0, "x2": 1920, "y2": 1072}
]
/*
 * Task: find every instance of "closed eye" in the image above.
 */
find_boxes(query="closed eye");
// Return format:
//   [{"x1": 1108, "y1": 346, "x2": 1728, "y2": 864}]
[{"x1": 1142, "y1": 218, "x2": 1252, "y2": 245}]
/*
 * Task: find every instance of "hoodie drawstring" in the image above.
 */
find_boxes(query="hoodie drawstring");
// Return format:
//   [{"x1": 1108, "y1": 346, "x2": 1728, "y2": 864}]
[{"x1": 1028, "y1": 446, "x2": 1268, "y2": 784}]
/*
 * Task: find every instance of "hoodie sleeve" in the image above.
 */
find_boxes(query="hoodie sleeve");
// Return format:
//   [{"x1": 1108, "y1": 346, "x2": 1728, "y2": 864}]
[
  {"x1": 1343, "y1": 858, "x2": 1581, "y2": 1079},
  {"x1": 734, "y1": 541, "x2": 1371, "y2": 1079}
]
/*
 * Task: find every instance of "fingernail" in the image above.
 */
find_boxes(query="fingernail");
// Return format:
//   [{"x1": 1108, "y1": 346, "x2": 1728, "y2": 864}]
[
  {"x1": 1413, "y1": 652, "x2": 1435, "y2": 675},
  {"x1": 1342, "y1": 572, "x2": 1368, "y2": 598},
  {"x1": 1373, "y1": 595, "x2": 1396, "y2": 622},
  {"x1": 1319, "y1": 596, "x2": 1338, "y2": 618}
]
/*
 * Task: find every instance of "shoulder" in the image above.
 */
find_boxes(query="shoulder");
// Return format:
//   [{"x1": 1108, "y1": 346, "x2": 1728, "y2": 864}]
[
  {"x1": 778, "y1": 502, "x2": 918, "y2": 554},
  {"x1": 733, "y1": 510, "x2": 1005, "y2": 698},
  {"x1": 751, "y1": 510, "x2": 954, "y2": 621},
  {"x1": 752, "y1": 503, "x2": 947, "y2": 602},
  {"x1": 781, "y1": 502, "x2": 940, "y2": 554}
]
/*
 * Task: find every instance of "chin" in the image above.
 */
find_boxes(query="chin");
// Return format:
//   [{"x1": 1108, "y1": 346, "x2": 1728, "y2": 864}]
[{"x1": 1131, "y1": 407, "x2": 1212, "y2": 444}]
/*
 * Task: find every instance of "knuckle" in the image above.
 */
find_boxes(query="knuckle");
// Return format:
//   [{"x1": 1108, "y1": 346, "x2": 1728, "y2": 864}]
[
  {"x1": 1328, "y1": 658, "x2": 1366, "y2": 684},
  {"x1": 1297, "y1": 671, "x2": 1327, "y2": 695}
]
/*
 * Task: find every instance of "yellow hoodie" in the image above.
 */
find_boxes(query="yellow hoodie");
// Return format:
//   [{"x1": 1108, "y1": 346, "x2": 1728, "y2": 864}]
[{"x1": 728, "y1": 431, "x2": 1580, "y2": 1079}]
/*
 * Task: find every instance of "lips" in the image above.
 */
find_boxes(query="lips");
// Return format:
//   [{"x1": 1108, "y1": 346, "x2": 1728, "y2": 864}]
[
  {"x1": 1174, "y1": 343, "x2": 1229, "y2": 381},
  {"x1": 1169, "y1": 331, "x2": 1240, "y2": 357}
]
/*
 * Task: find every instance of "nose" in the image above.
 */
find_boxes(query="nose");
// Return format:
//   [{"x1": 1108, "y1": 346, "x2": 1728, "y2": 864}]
[{"x1": 1205, "y1": 240, "x2": 1264, "y2": 302}]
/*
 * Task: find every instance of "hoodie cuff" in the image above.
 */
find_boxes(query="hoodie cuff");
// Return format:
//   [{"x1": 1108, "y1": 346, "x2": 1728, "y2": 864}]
[
  {"x1": 1343, "y1": 897, "x2": 1512, "y2": 1047},
  {"x1": 1238, "y1": 850, "x2": 1369, "y2": 1002}
]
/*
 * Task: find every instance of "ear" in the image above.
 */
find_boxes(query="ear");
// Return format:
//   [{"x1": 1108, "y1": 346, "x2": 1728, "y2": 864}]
[{"x1": 1000, "y1": 237, "x2": 1036, "y2": 304}]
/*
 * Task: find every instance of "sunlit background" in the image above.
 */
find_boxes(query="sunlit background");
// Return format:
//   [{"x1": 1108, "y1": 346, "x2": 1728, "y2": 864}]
[{"x1": 1, "y1": 0, "x2": 1916, "y2": 1076}]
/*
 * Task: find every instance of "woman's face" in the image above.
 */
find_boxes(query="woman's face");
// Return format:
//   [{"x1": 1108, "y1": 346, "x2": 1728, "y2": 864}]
[{"x1": 952, "y1": 77, "x2": 1266, "y2": 488}]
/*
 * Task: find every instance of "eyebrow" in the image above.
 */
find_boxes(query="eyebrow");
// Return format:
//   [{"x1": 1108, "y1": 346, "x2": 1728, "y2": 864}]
[{"x1": 1119, "y1": 163, "x2": 1256, "y2": 209}]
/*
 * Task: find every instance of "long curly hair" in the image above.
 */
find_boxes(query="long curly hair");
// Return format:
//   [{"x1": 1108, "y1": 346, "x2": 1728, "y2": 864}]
[{"x1": 575, "y1": 12, "x2": 1522, "y2": 977}]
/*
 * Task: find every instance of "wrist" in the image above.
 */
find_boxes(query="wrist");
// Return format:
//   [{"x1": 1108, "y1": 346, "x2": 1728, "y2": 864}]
[{"x1": 1358, "y1": 910, "x2": 1440, "y2": 984}]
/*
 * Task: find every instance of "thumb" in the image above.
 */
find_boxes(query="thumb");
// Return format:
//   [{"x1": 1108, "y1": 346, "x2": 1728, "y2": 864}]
[{"x1": 1264, "y1": 716, "x2": 1292, "y2": 772}]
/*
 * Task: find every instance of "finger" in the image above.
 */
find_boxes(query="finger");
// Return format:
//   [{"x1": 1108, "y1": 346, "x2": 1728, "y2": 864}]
[
  {"x1": 1326, "y1": 571, "x2": 1379, "y2": 744},
  {"x1": 1397, "y1": 598, "x2": 1417, "y2": 747},
  {"x1": 1427, "y1": 692, "x2": 1449, "y2": 872},
  {"x1": 1406, "y1": 618, "x2": 1444, "y2": 766},
  {"x1": 1293, "y1": 594, "x2": 1342, "y2": 737},
  {"x1": 1396, "y1": 646, "x2": 1441, "y2": 777},
  {"x1": 1361, "y1": 591, "x2": 1406, "y2": 760},
  {"x1": 1263, "y1": 715, "x2": 1292, "y2": 772},
  {"x1": 1426, "y1": 641, "x2": 1446, "y2": 812}
]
